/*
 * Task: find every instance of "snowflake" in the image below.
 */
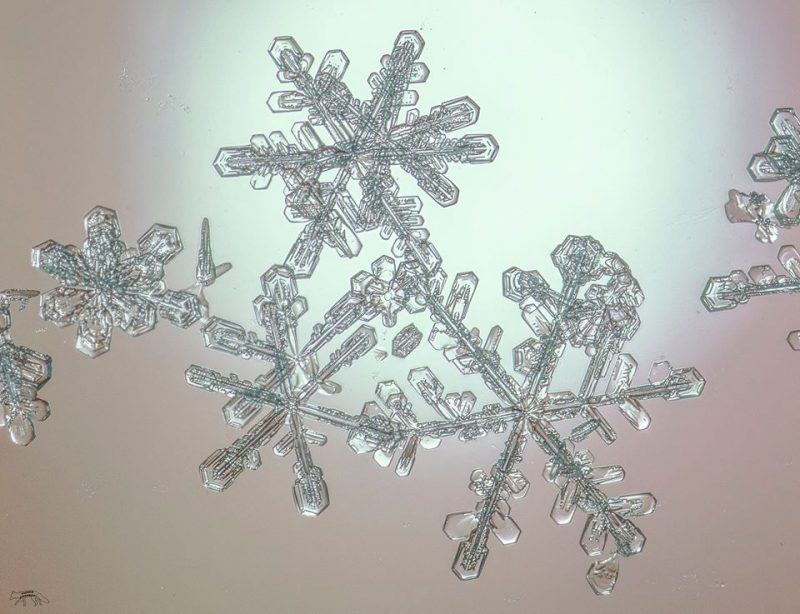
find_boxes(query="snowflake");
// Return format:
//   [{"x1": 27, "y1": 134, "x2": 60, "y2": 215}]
[
  {"x1": 188, "y1": 238, "x2": 704, "y2": 594},
  {"x1": 186, "y1": 264, "x2": 388, "y2": 513},
  {"x1": 196, "y1": 31, "x2": 705, "y2": 595},
  {"x1": 213, "y1": 31, "x2": 498, "y2": 277},
  {"x1": 348, "y1": 235, "x2": 705, "y2": 594},
  {"x1": 32, "y1": 207, "x2": 229, "y2": 357},
  {"x1": 0, "y1": 290, "x2": 52, "y2": 446},
  {"x1": 703, "y1": 243, "x2": 800, "y2": 347},
  {"x1": 725, "y1": 108, "x2": 800, "y2": 242}
]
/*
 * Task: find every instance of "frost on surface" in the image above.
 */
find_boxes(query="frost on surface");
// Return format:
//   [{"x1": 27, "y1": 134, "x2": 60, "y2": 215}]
[
  {"x1": 0, "y1": 290, "x2": 52, "y2": 445},
  {"x1": 724, "y1": 108, "x2": 800, "y2": 242},
  {"x1": 197, "y1": 32, "x2": 703, "y2": 594},
  {"x1": 213, "y1": 30, "x2": 497, "y2": 278},
  {"x1": 32, "y1": 208, "x2": 229, "y2": 357}
]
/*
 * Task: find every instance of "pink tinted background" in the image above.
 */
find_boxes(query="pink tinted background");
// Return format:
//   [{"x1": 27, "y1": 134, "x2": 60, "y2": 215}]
[{"x1": 2, "y1": 1, "x2": 800, "y2": 612}]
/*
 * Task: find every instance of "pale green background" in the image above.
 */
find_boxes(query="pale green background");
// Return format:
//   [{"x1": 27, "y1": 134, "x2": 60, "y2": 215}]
[{"x1": 1, "y1": 1, "x2": 799, "y2": 612}]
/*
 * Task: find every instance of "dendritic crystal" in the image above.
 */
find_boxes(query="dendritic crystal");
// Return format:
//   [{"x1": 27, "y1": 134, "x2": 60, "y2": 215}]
[
  {"x1": 213, "y1": 30, "x2": 498, "y2": 277},
  {"x1": 32, "y1": 208, "x2": 229, "y2": 357},
  {"x1": 197, "y1": 31, "x2": 705, "y2": 594},
  {"x1": 0, "y1": 290, "x2": 52, "y2": 445},
  {"x1": 702, "y1": 244, "x2": 800, "y2": 347},
  {"x1": 724, "y1": 108, "x2": 800, "y2": 242},
  {"x1": 189, "y1": 237, "x2": 704, "y2": 593},
  {"x1": 391, "y1": 322, "x2": 422, "y2": 358}
]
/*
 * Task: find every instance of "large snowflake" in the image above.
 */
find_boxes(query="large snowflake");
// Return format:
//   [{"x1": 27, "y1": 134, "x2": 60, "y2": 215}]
[
  {"x1": 188, "y1": 235, "x2": 704, "y2": 594},
  {"x1": 197, "y1": 31, "x2": 706, "y2": 595},
  {"x1": 32, "y1": 207, "x2": 228, "y2": 357},
  {"x1": 0, "y1": 290, "x2": 52, "y2": 446},
  {"x1": 213, "y1": 30, "x2": 498, "y2": 277}
]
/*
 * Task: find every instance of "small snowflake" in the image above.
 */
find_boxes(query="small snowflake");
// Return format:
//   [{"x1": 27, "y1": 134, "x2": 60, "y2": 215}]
[{"x1": 32, "y1": 207, "x2": 227, "y2": 357}]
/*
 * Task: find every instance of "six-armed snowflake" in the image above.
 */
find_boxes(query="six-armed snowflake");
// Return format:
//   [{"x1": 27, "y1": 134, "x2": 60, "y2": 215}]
[
  {"x1": 193, "y1": 31, "x2": 707, "y2": 594},
  {"x1": 32, "y1": 207, "x2": 228, "y2": 357},
  {"x1": 213, "y1": 30, "x2": 498, "y2": 277}
]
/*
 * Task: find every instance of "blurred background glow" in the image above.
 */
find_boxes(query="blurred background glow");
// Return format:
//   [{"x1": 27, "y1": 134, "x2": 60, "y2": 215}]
[{"x1": 2, "y1": 1, "x2": 800, "y2": 612}]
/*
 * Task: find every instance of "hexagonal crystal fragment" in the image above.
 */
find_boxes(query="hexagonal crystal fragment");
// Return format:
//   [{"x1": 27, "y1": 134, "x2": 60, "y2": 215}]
[
  {"x1": 586, "y1": 554, "x2": 619, "y2": 596},
  {"x1": 138, "y1": 224, "x2": 182, "y2": 264}
]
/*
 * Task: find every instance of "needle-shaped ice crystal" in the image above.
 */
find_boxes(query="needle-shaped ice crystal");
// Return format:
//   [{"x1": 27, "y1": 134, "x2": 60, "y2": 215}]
[
  {"x1": 214, "y1": 31, "x2": 498, "y2": 277},
  {"x1": 0, "y1": 290, "x2": 52, "y2": 445},
  {"x1": 32, "y1": 208, "x2": 228, "y2": 357}
]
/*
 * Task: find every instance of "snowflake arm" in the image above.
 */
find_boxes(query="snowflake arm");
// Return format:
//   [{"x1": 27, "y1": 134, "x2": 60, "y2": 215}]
[{"x1": 32, "y1": 207, "x2": 228, "y2": 357}]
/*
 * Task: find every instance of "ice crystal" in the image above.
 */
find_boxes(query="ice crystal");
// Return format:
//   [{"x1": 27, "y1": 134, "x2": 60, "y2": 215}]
[
  {"x1": 189, "y1": 237, "x2": 704, "y2": 592},
  {"x1": 32, "y1": 208, "x2": 229, "y2": 357},
  {"x1": 391, "y1": 322, "x2": 422, "y2": 358},
  {"x1": 186, "y1": 264, "x2": 382, "y2": 513},
  {"x1": 702, "y1": 243, "x2": 800, "y2": 347},
  {"x1": 195, "y1": 31, "x2": 705, "y2": 595},
  {"x1": 0, "y1": 290, "x2": 52, "y2": 446},
  {"x1": 213, "y1": 31, "x2": 498, "y2": 277},
  {"x1": 725, "y1": 108, "x2": 800, "y2": 242}
]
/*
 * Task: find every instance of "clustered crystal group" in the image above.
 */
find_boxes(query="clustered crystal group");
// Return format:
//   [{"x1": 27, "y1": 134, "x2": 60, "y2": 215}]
[
  {"x1": 703, "y1": 108, "x2": 800, "y2": 349},
  {"x1": 189, "y1": 31, "x2": 705, "y2": 595},
  {"x1": 0, "y1": 31, "x2": 708, "y2": 597}
]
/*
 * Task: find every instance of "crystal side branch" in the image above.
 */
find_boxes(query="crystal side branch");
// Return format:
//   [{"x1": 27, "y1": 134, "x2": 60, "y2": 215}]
[
  {"x1": 724, "y1": 108, "x2": 800, "y2": 242},
  {"x1": 188, "y1": 239, "x2": 704, "y2": 594},
  {"x1": 32, "y1": 208, "x2": 229, "y2": 358},
  {"x1": 201, "y1": 31, "x2": 703, "y2": 594},
  {"x1": 213, "y1": 30, "x2": 498, "y2": 278},
  {"x1": 702, "y1": 244, "x2": 800, "y2": 348},
  {"x1": 350, "y1": 234, "x2": 704, "y2": 594},
  {"x1": 0, "y1": 290, "x2": 52, "y2": 445},
  {"x1": 704, "y1": 106, "x2": 800, "y2": 349}
]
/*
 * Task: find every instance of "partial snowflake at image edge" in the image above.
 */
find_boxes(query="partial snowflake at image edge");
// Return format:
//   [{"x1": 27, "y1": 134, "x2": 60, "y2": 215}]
[
  {"x1": 724, "y1": 108, "x2": 800, "y2": 243},
  {"x1": 213, "y1": 30, "x2": 498, "y2": 278},
  {"x1": 188, "y1": 236, "x2": 705, "y2": 595},
  {"x1": 32, "y1": 207, "x2": 230, "y2": 358},
  {"x1": 0, "y1": 290, "x2": 52, "y2": 446}
]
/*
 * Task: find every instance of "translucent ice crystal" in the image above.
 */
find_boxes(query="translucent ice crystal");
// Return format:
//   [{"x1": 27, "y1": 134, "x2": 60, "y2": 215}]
[
  {"x1": 725, "y1": 108, "x2": 800, "y2": 242},
  {"x1": 33, "y1": 208, "x2": 229, "y2": 357},
  {"x1": 703, "y1": 244, "x2": 800, "y2": 348},
  {"x1": 0, "y1": 290, "x2": 52, "y2": 445},
  {"x1": 197, "y1": 32, "x2": 702, "y2": 595},
  {"x1": 214, "y1": 31, "x2": 498, "y2": 277},
  {"x1": 189, "y1": 237, "x2": 703, "y2": 593}
]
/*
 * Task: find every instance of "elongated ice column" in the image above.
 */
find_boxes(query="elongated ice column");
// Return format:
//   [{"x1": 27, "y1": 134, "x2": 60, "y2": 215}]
[
  {"x1": 213, "y1": 31, "x2": 498, "y2": 277},
  {"x1": 32, "y1": 209, "x2": 229, "y2": 357},
  {"x1": 0, "y1": 290, "x2": 52, "y2": 445}
]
